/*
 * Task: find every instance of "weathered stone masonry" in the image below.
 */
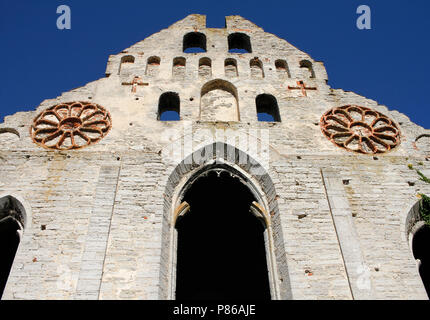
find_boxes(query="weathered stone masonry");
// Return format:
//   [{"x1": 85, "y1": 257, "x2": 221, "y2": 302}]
[{"x1": 0, "y1": 14, "x2": 429, "y2": 300}]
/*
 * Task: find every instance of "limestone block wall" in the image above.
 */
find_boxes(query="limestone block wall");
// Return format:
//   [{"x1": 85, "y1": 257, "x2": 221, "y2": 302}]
[{"x1": 0, "y1": 14, "x2": 429, "y2": 300}]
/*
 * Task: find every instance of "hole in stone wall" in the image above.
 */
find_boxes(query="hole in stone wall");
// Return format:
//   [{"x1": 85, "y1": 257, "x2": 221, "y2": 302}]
[
  {"x1": 183, "y1": 32, "x2": 207, "y2": 53},
  {"x1": 158, "y1": 92, "x2": 180, "y2": 121},
  {"x1": 228, "y1": 33, "x2": 252, "y2": 53},
  {"x1": 175, "y1": 171, "x2": 271, "y2": 300},
  {"x1": 408, "y1": 181, "x2": 416, "y2": 187},
  {"x1": 343, "y1": 180, "x2": 350, "y2": 185},
  {"x1": 256, "y1": 94, "x2": 280, "y2": 122},
  {"x1": 412, "y1": 225, "x2": 430, "y2": 297}
]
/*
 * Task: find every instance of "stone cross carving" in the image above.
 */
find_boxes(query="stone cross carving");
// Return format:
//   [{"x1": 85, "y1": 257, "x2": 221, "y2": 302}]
[
  {"x1": 288, "y1": 80, "x2": 317, "y2": 97},
  {"x1": 122, "y1": 76, "x2": 149, "y2": 93}
]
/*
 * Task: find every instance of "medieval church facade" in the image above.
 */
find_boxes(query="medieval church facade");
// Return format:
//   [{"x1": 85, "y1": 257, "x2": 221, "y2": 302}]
[{"x1": 0, "y1": 14, "x2": 429, "y2": 300}]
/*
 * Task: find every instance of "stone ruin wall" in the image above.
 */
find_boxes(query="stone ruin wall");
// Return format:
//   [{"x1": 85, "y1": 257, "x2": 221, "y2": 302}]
[{"x1": 0, "y1": 14, "x2": 429, "y2": 300}]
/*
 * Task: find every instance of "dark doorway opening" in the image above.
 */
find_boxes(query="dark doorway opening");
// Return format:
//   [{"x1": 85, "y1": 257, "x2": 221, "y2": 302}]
[
  {"x1": 412, "y1": 225, "x2": 430, "y2": 298},
  {"x1": 175, "y1": 170, "x2": 271, "y2": 300},
  {"x1": 0, "y1": 197, "x2": 23, "y2": 298}
]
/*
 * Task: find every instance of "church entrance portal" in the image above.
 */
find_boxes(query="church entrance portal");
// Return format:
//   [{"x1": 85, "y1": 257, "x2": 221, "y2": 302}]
[{"x1": 175, "y1": 170, "x2": 271, "y2": 300}]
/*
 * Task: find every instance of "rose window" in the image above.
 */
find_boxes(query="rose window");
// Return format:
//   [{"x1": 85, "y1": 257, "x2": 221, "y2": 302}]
[
  {"x1": 320, "y1": 105, "x2": 400, "y2": 154},
  {"x1": 31, "y1": 102, "x2": 112, "y2": 150}
]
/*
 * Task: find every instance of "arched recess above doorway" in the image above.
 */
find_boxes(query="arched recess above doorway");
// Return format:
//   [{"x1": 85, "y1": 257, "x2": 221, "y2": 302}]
[
  {"x1": 158, "y1": 142, "x2": 292, "y2": 300},
  {"x1": 200, "y1": 79, "x2": 239, "y2": 122}
]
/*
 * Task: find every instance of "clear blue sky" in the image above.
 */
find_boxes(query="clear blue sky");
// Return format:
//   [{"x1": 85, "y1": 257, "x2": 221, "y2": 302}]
[{"x1": 0, "y1": 0, "x2": 429, "y2": 128}]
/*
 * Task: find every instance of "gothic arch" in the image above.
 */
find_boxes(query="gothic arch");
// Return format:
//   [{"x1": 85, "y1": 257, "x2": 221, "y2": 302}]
[
  {"x1": 403, "y1": 199, "x2": 430, "y2": 298},
  {"x1": 0, "y1": 194, "x2": 31, "y2": 298},
  {"x1": 158, "y1": 142, "x2": 291, "y2": 300}
]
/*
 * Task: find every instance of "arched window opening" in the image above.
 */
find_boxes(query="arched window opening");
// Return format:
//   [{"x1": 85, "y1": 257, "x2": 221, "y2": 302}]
[
  {"x1": 0, "y1": 196, "x2": 25, "y2": 298},
  {"x1": 173, "y1": 57, "x2": 186, "y2": 79},
  {"x1": 224, "y1": 59, "x2": 238, "y2": 77},
  {"x1": 200, "y1": 79, "x2": 239, "y2": 122},
  {"x1": 146, "y1": 56, "x2": 161, "y2": 77},
  {"x1": 250, "y1": 58, "x2": 264, "y2": 79},
  {"x1": 412, "y1": 225, "x2": 430, "y2": 298},
  {"x1": 300, "y1": 60, "x2": 315, "y2": 78},
  {"x1": 275, "y1": 59, "x2": 290, "y2": 79},
  {"x1": 158, "y1": 92, "x2": 180, "y2": 121},
  {"x1": 175, "y1": 170, "x2": 271, "y2": 300},
  {"x1": 183, "y1": 32, "x2": 207, "y2": 53},
  {"x1": 228, "y1": 33, "x2": 252, "y2": 53},
  {"x1": 198, "y1": 58, "x2": 212, "y2": 79},
  {"x1": 118, "y1": 55, "x2": 135, "y2": 75},
  {"x1": 256, "y1": 94, "x2": 281, "y2": 122}
]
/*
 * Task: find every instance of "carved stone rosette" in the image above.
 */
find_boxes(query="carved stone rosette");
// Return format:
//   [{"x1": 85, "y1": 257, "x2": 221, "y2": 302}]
[
  {"x1": 320, "y1": 105, "x2": 401, "y2": 154},
  {"x1": 31, "y1": 102, "x2": 112, "y2": 150}
]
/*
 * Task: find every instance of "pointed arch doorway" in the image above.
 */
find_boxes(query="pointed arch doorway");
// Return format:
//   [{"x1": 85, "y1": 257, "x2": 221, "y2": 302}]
[{"x1": 174, "y1": 169, "x2": 271, "y2": 300}]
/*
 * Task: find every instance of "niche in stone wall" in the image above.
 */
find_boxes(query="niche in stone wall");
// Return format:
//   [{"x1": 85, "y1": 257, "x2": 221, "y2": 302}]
[
  {"x1": 225, "y1": 59, "x2": 238, "y2": 78},
  {"x1": 415, "y1": 135, "x2": 430, "y2": 155},
  {"x1": 199, "y1": 58, "x2": 212, "y2": 79},
  {"x1": 300, "y1": 60, "x2": 315, "y2": 79},
  {"x1": 173, "y1": 57, "x2": 186, "y2": 79},
  {"x1": 275, "y1": 59, "x2": 290, "y2": 79},
  {"x1": 250, "y1": 58, "x2": 264, "y2": 79},
  {"x1": 118, "y1": 55, "x2": 135, "y2": 75},
  {"x1": 200, "y1": 79, "x2": 239, "y2": 122},
  {"x1": 146, "y1": 56, "x2": 161, "y2": 77},
  {"x1": 158, "y1": 92, "x2": 180, "y2": 121},
  {"x1": 0, "y1": 128, "x2": 20, "y2": 146}
]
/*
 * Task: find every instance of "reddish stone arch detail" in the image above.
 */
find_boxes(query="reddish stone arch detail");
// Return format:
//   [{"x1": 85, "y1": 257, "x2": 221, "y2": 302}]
[
  {"x1": 320, "y1": 105, "x2": 401, "y2": 154},
  {"x1": 31, "y1": 102, "x2": 112, "y2": 150}
]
